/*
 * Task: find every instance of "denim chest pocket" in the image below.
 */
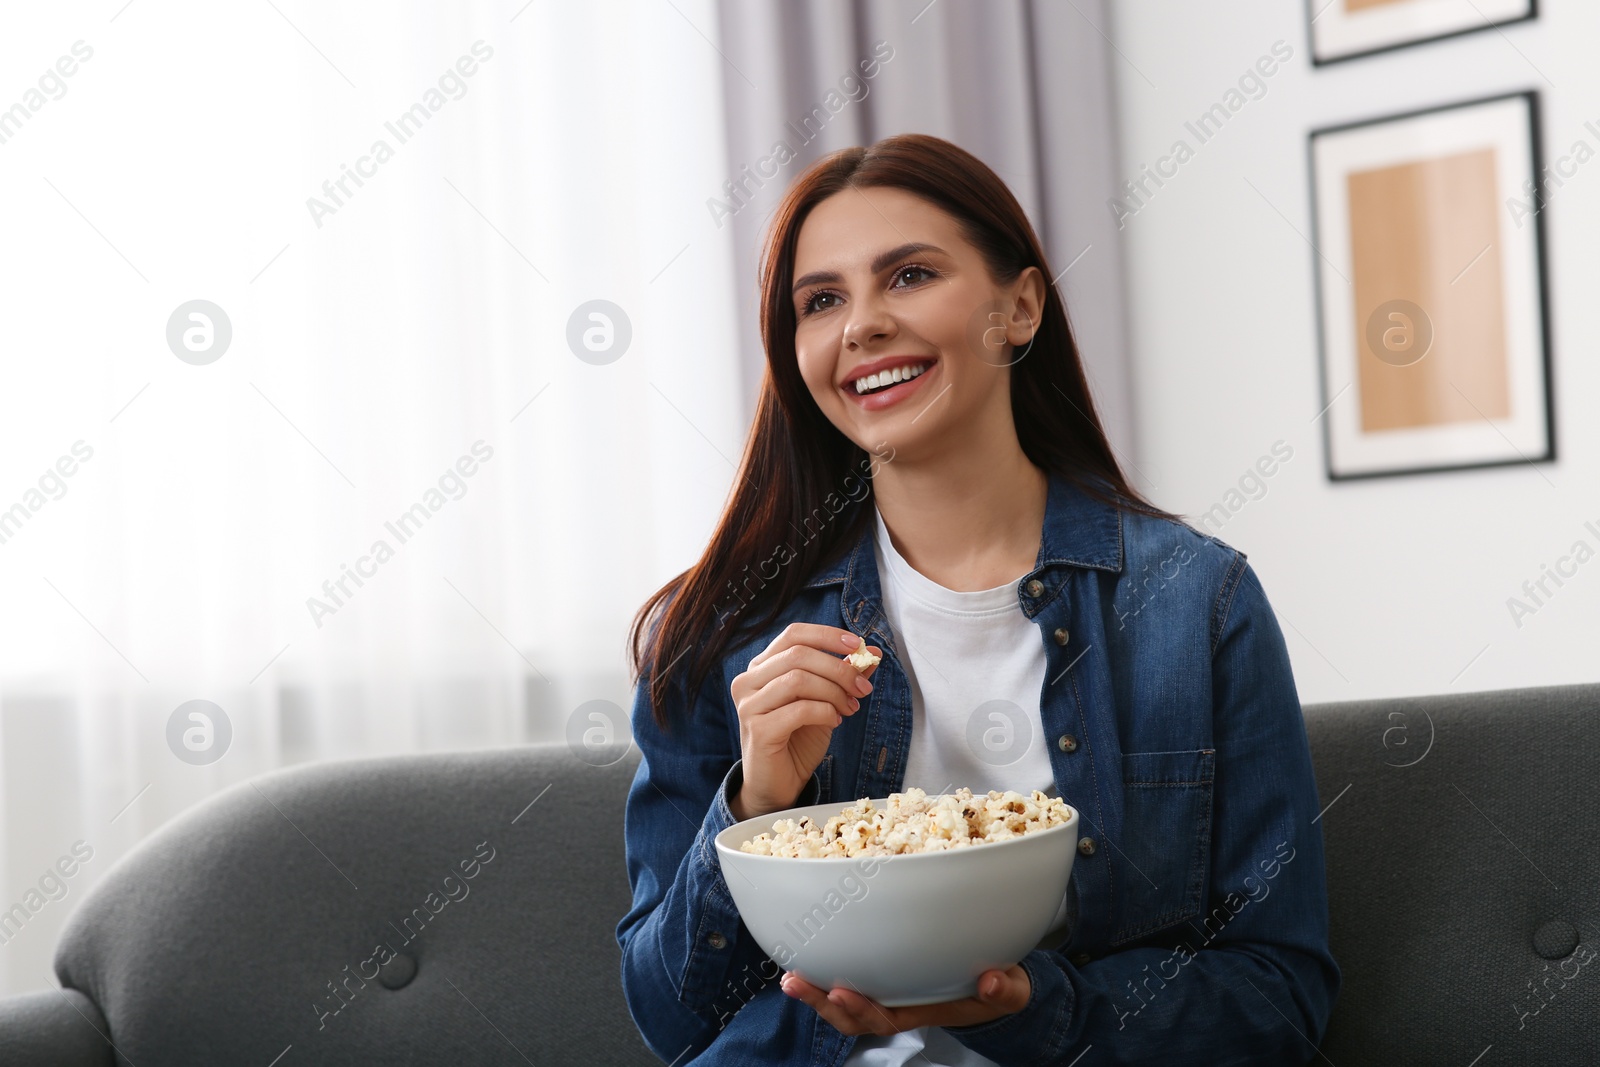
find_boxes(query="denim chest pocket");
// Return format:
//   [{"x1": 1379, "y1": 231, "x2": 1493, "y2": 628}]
[{"x1": 1110, "y1": 748, "x2": 1216, "y2": 947}]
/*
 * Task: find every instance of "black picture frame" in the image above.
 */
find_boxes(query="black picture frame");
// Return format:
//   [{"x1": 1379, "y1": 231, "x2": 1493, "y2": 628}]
[
  {"x1": 1306, "y1": 89, "x2": 1556, "y2": 482},
  {"x1": 1305, "y1": 0, "x2": 1537, "y2": 67}
]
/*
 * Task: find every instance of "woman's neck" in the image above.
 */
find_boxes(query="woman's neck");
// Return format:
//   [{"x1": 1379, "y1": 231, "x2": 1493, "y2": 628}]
[{"x1": 870, "y1": 446, "x2": 1049, "y2": 592}]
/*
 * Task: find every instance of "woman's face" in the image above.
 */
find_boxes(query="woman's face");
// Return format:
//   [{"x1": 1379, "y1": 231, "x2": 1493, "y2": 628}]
[{"x1": 790, "y1": 186, "x2": 1042, "y2": 460}]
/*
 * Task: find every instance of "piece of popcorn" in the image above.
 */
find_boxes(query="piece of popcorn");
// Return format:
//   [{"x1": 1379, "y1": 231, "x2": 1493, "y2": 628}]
[{"x1": 844, "y1": 636, "x2": 881, "y2": 671}]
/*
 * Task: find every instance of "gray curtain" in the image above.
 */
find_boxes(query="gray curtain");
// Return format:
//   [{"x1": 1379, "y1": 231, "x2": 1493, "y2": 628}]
[{"x1": 712, "y1": 0, "x2": 1137, "y2": 466}]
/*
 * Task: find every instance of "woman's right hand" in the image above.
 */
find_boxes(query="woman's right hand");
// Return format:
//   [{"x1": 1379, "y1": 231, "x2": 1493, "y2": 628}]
[{"x1": 728, "y1": 624, "x2": 881, "y2": 821}]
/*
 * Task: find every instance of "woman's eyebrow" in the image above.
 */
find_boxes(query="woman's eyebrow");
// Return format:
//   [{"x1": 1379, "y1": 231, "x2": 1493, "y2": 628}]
[{"x1": 791, "y1": 242, "x2": 946, "y2": 294}]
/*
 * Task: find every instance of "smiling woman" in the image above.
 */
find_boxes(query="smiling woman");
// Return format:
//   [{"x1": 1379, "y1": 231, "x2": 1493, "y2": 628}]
[{"x1": 616, "y1": 133, "x2": 1340, "y2": 1067}]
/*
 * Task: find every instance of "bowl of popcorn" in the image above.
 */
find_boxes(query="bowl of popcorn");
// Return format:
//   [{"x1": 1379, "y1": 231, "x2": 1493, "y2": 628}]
[{"x1": 714, "y1": 785, "x2": 1078, "y2": 1006}]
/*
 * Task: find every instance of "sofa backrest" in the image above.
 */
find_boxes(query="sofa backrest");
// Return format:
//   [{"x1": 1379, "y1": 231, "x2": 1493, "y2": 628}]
[
  {"x1": 54, "y1": 742, "x2": 660, "y2": 1065},
  {"x1": 1306, "y1": 680, "x2": 1600, "y2": 1063}
]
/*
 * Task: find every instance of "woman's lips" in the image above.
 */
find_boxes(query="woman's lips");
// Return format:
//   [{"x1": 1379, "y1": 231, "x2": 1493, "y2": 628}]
[{"x1": 844, "y1": 360, "x2": 938, "y2": 412}]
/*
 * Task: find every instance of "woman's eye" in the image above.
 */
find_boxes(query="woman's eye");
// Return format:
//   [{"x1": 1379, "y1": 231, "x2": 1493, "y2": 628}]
[
  {"x1": 803, "y1": 291, "x2": 840, "y2": 316},
  {"x1": 895, "y1": 265, "x2": 935, "y2": 286}
]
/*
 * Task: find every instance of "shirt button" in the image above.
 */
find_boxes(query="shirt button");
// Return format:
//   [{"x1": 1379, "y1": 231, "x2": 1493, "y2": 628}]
[
  {"x1": 1070, "y1": 952, "x2": 1092, "y2": 966},
  {"x1": 707, "y1": 931, "x2": 727, "y2": 949},
  {"x1": 1057, "y1": 733, "x2": 1078, "y2": 753},
  {"x1": 1053, "y1": 627, "x2": 1069, "y2": 645},
  {"x1": 1024, "y1": 579, "x2": 1045, "y2": 598},
  {"x1": 1078, "y1": 837, "x2": 1096, "y2": 856}
]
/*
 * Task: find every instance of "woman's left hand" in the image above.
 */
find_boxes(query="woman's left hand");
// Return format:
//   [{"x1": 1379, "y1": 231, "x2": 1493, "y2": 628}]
[{"x1": 780, "y1": 965, "x2": 1030, "y2": 1036}]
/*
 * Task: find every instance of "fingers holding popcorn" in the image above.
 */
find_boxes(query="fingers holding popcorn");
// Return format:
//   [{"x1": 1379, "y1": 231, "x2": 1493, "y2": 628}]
[{"x1": 729, "y1": 625, "x2": 882, "y2": 819}]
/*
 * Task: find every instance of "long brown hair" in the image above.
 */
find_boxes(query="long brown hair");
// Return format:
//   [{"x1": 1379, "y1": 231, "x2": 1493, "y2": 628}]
[{"x1": 628, "y1": 132, "x2": 1180, "y2": 731}]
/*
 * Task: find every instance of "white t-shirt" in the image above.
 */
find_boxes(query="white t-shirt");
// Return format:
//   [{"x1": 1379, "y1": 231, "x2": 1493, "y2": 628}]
[{"x1": 842, "y1": 507, "x2": 1066, "y2": 1067}]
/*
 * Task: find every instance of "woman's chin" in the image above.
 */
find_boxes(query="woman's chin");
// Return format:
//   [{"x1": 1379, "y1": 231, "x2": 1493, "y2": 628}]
[{"x1": 841, "y1": 420, "x2": 936, "y2": 466}]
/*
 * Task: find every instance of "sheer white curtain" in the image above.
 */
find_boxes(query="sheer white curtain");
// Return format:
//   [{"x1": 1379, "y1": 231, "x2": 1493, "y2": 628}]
[{"x1": 0, "y1": 0, "x2": 744, "y2": 994}]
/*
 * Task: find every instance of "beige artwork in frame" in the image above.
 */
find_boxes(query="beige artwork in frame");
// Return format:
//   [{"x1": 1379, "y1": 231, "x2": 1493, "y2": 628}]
[{"x1": 1308, "y1": 91, "x2": 1554, "y2": 480}]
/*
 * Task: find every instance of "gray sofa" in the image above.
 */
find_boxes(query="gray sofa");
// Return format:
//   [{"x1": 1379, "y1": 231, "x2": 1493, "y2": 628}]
[{"x1": 0, "y1": 681, "x2": 1595, "y2": 1064}]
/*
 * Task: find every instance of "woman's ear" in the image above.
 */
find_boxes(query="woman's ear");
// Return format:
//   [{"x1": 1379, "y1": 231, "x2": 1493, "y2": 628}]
[{"x1": 1006, "y1": 265, "x2": 1047, "y2": 348}]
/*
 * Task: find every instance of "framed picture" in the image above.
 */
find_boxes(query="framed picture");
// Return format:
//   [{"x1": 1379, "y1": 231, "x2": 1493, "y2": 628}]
[
  {"x1": 1307, "y1": 90, "x2": 1554, "y2": 481},
  {"x1": 1306, "y1": 0, "x2": 1537, "y2": 66}
]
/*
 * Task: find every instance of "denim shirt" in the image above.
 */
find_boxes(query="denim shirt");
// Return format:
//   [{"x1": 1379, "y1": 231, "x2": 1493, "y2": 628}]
[{"x1": 617, "y1": 470, "x2": 1341, "y2": 1066}]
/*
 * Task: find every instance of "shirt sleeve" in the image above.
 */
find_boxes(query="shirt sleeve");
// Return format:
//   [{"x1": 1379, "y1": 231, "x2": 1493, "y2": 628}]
[
  {"x1": 944, "y1": 554, "x2": 1342, "y2": 1065},
  {"x1": 615, "y1": 649, "x2": 822, "y2": 1063}
]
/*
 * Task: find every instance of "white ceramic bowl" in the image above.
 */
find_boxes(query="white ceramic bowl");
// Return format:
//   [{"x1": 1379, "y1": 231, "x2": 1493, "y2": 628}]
[{"x1": 714, "y1": 796, "x2": 1078, "y2": 1006}]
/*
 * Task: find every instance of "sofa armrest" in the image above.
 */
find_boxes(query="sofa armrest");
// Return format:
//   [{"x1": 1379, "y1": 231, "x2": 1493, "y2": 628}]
[{"x1": 0, "y1": 988, "x2": 115, "y2": 1067}]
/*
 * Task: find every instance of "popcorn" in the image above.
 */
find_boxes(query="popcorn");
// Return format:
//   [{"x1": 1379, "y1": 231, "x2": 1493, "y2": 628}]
[
  {"x1": 844, "y1": 636, "x2": 881, "y2": 671},
  {"x1": 738, "y1": 787, "x2": 1073, "y2": 858}
]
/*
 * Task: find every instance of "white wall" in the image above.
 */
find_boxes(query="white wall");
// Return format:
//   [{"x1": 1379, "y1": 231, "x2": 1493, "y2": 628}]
[{"x1": 1105, "y1": 1, "x2": 1599, "y2": 705}]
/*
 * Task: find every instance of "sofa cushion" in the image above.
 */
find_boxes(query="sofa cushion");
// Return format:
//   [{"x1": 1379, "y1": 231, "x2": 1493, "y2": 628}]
[
  {"x1": 1307, "y1": 681, "x2": 1600, "y2": 1063},
  {"x1": 53, "y1": 742, "x2": 657, "y2": 1066}
]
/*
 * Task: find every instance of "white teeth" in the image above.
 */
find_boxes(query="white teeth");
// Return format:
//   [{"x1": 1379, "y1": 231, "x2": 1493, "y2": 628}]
[{"x1": 854, "y1": 362, "x2": 930, "y2": 394}]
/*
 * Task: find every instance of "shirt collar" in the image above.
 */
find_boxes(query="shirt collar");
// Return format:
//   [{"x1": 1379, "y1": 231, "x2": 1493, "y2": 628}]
[{"x1": 802, "y1": 468, "x2": 1126, "y2": 597}]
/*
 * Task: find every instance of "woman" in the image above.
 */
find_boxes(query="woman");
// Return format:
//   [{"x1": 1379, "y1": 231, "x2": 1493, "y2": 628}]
[{"x1": 616, "y1": 133, "x2": 1339, "y2": 1066}]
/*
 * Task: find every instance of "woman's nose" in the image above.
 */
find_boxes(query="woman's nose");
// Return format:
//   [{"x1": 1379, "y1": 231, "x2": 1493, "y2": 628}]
[{"x1": 843, "y1": 300, "x2": 894, "y2": 349}]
